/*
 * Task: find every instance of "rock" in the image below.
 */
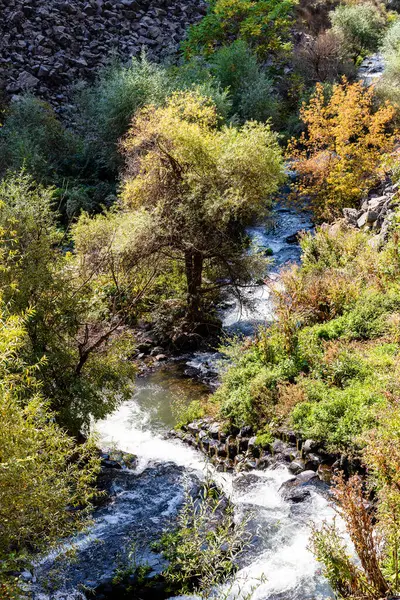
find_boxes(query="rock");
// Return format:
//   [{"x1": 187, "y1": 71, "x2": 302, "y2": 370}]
[
  {"x1": 357, "y1": 212, "x2": 368, "y2": 228},
  {"x1": 285, "y1": 232, "x2": 300, "y2": 244},
  {"x1": 150, "y1": 346, "x2": 164, "y2": 356},
  {"x1": 302, "y1": 439, "x2": 319, "y2": 454},
  {"x1": 0, "y1": 0, "x2": 207, "y2": 108},
  {"x1": 15, "y1": 70, "x2": 39, "y2": 89},
  {"x1": 288, "y1": 459, "x2": 306, "y2": 475},
  {"x1": 296, "y1": 470, "x2": 319, "y2": 483},
  {"x1": 154, "y1": 353, "x2": 167, "y2": 361},
  {"x1": 248, "y1": 436, "x2": 260, "y2": 458},
  {"x1": 283, "y1": 487, "x2": 311, "y2": 503},
  {"x1": 304, "y1": 452, "x2": 322, "y2": 471},
  {"x1": 366, "y1": 209, "x2": 379, "y2": 224},
  {"x1": 343, "y1": 207, "x2": 359, "y2": 226},
  {"x1": 101, "y1": 459, "x2": 123, "y2": 469}
]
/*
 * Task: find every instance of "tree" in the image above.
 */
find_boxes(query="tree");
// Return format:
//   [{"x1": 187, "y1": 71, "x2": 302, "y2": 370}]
[
  {"x1": 0, "y1": 303, "x2": 100, "y2": 596},
  {"x1": 288, "y1": 79, "x2": 397, "y2": 221},
  {"x1": 182, "y1": 0, "x2": 295, "y2": 61},
  {"x1": 330, "y1": 1, "x2": 387, "y2": 59},
  {"x1": 0, "y1": 173, "x2": 136, "y2": 434},
  {"x1": 117, "y1": 91, "x2": 284, "y2": 335}
]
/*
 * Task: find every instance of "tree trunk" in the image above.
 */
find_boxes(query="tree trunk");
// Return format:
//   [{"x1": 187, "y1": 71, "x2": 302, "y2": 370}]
[{"x1": 185, "y1": 250, "x2": 203, "y2": 323}]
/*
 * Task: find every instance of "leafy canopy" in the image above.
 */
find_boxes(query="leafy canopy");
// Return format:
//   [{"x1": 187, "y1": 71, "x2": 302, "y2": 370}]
[
  {"x1": 182, "y1": 0, "x2": 295, "y2": 60},
  {"x1": 288, "y1": 79, "x2": 397, "y2": 221}
]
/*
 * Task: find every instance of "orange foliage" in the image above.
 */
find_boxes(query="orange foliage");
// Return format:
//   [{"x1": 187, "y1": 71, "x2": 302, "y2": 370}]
[{"x1": 288, "y1": 78, "x2": 398, "y2": 221}]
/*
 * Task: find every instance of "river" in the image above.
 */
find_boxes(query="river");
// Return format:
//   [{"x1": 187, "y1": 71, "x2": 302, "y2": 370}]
[{"x1": 31, "y1": 203, "x2": 337, "y2": 600}]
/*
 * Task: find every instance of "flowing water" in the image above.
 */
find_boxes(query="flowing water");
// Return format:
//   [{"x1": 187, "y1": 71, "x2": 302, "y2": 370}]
[{"x1": 32, "y1": 203, "x2": 338, "y2": 600}]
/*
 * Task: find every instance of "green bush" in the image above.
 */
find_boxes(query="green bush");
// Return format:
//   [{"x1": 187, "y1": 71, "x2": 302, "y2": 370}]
[
  {"x1": 182, "y1": 0, "x2": 295, "y2": 60},
  {"x1": 330, "y1": 2, "x2": 387, "y2": 58},
  {"x1": 380, "y1": 19, "x2": 400, "y2": 57},
  {"x1": 291, "y1": 380, "x2": 383, "y2": 451},
  {"x1": 377, "y1": 22, "x2": 400, "y2": 106},
  {"x1": 76, "y1": 56, "x2": 173, "y2": 173},
  {"x1": 0, "y1": 304, "x2": 100, "y2": 593},
  {"x1": 0, "y1": 96, "x2": 79, "y2": 181},
  {"x1": 210, "y1": 41, "x2": 279, "y2": 122}
]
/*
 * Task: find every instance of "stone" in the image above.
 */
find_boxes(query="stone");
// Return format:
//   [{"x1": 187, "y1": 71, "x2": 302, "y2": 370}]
[
  {"x1": 288, "y1": 459, "x2": 306, "y2": 475},
  {"x1": 247, "y1": 436, "x2": 260, "y2": 458},
  {"x1": 304, "y1": 452, "x2": 322, "y2": 471},
  {"x1": 0, "y1": 0, "x2": 207, "y2": 108},
  {"x1": 302, "y1": 439, "x2": 319, "y2": 454},
  {"x1": 357, "y1": 212, "x2": 368, "y2": 228},
  {"x1": 342, "y1": 207, "x2": 359, "y2": 226},
  {"x1": 366, "y1": 210, "x2": 379, "y2": 223},
  {"x1": 16, "y1": 70, "x2": 39, "y2": 89},
  {"x1": 296, "y1": 470, "x2": 319, "y2": 483}
]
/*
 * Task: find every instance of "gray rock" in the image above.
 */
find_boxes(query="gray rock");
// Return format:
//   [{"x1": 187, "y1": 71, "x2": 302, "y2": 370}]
[
  {"x1": 288, "y1": 459, "x2": 306, "y2": 475},
  {"x1": 302, "y1": 439, "x2": 319, "y2": 454},
  {"x1": 357, "y1": 212, "x2": 368, "y2": 228},
  {"x1": 297, "y1": 470, "x2": 319, "y2": 483},
  {"x1": 366, "y1": 210, "x2": 379, "y2": 224},
  {"x1": 16, "y1": 70, "x2": 39, "y2": 89}
]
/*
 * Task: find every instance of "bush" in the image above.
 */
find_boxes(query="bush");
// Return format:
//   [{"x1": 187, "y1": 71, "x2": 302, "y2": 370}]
[
  {"x1": 330, "y1": 1, "x2": 387, "y2": 58},
  {"x1": 76, "y1": 56, "x2": 173, "y2": 173},
  {"x1": 293, "y1": 30, "x2": 355, "y2": 84},
  {"x1": 0, "y1": 173, "x2": 136, "y2": 433},
  {"x1": 0, "y1": 305, "x2": 100, "y2": 593},
  {"x1": 380, "y1": 19, "x2": 400, "y2": 57},
  {"x1": 288, "y1": 79, "x2": 398, "y2": 221},
  {"x1": 210, "y1": 41, "x2": 279, "y2": 122},
  {"x1": 377, "y1": 21, "x2": 400, "y2": 107},
  {"x1": 160, "y1": 479, "x2": 249, "y2": 596},
  {"x1": 0, "y1": 96, "x2": 79, "y2": 181},
  {"x1": 182, "y1": 0, "x2": 295, "y2": 60}
]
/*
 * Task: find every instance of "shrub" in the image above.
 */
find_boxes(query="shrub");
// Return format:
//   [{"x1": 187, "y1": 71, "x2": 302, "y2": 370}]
[
  {"x1": 0, "y1": 173, "x2": 136, "y2": 433},
  {"x1": 330, "y1": 1, "x2": 387, "y2": 58},
  {"x1": 210, "y1": 41, "x2": 279, "y2": 122},
  {"x1": 0, "y1": 96, "x2": 79, "y2": 181},
  {"x1": 0, "y1": 305, "x2": 100, "y2": 594},
  {"x1": 291, "y1": 379, "x2": 382, "y2": 450},
  {"x1": 160, "y1": 479, "x2": 249, "y2": 597},
  {"x1": 288, "y1": 79, "x2": 397, "y2": 221},
  {"x1": 377, "y1": 22, "x2": 400, "y2": 107},
  {"x1": 293, "y1": 30, "x2": 355, "y2": 84},
  {"x1": 76, "y1": 56, "x2": 173, "y2": 173},
  {"x1": 380, "y1": 19, "x2": 400, "y2": 57},
  {"x1": 182, "y1": 0, "x2": 295, "y2": 60}
]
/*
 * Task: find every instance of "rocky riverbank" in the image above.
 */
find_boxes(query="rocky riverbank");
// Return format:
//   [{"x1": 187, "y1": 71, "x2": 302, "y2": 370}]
[
  {"x1": 171, "y1": 417, "x2": 363, "y2": 496},
  {"x1": 0, "y1": 0, "x2": 206, "y2": 107},
  {"x1": 342, "y1": 175, "x2": 400, "y2": 245}
]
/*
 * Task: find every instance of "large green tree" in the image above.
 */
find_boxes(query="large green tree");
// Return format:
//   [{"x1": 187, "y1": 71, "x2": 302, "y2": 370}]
[
  {"x1": 0, "y1": 173, "x2": 137, "y2": 433},
  {"x1": 74, "y1": 91, "x2": 284, "y2": 343}
]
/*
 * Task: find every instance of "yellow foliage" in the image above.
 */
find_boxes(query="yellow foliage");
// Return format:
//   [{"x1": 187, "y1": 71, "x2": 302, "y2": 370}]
[{"x1": 288, "y1": 78, "x2": 398, "y2": 221}]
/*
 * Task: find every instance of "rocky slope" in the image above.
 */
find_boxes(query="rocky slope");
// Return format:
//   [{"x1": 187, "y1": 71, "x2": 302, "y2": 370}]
[{"x1": 0, "y1": 0, "x2": 206, "y2": 106}]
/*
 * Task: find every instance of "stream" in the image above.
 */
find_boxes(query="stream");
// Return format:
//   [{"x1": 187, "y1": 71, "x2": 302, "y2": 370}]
[{"x1": 31, "y1": 203, "x2": 337, "y2": 600}]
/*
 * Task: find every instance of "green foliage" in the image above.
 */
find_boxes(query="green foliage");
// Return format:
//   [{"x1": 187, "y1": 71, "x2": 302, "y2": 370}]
[
  {"x1": 210, "y1": 41, "x2": 279, "y2": 123},
  {"x1": 377, "y1": 20, "x2": 400, "y2": 107},
  {"x1": 0, "y1": 173, "x2": 136, "y2": 433},
  {"x1": 76, "y1": 55, "x2": 173, "y2": 173},
  {"x1": 76, "y1": 90, "x2": 285, "y2": 334},
  {"x1": 0, "y1": 96, "x2": 79, "y2": 181},
  {"x1": 330, "y1": 1, "x2": 388, "y2": 58},
  {"x1": 160, "y1": 479, "x2": 248, "y2": 597},
  {"x1": 0, "y1": 303, "x2": 100, "y2": 595},
  {"x1": 183, "y1": 0, "x2": 295, "y2": 60},
  {"x1": 209, "y1": 212, "x2": 400, "y2": 453}
]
